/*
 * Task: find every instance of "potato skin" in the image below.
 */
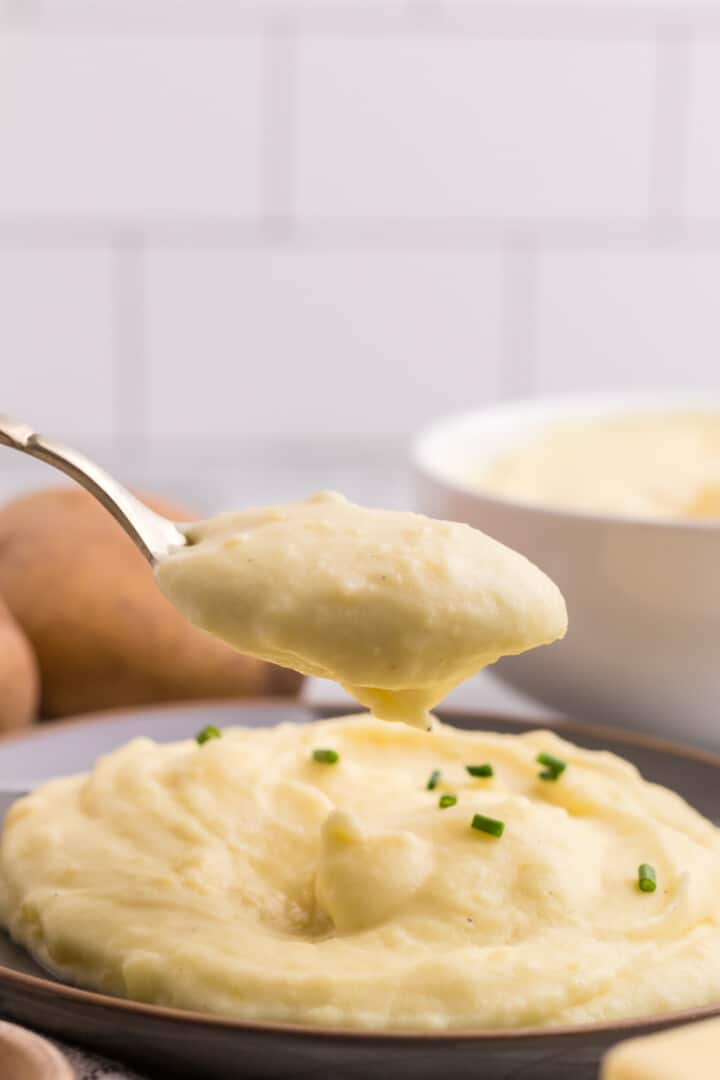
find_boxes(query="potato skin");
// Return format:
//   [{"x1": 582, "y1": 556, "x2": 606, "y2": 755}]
[
  {"x1": 0, "y1": 595, "x2": 39, "y2": 731},
  {"x1": 0, "y1": 487, "x2": 302, "y2": 718}
]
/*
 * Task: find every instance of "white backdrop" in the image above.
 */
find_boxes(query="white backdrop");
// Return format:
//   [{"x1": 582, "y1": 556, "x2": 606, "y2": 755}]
[{"x1": 1, "y1": 1, "x2": 719, "y2": 509}]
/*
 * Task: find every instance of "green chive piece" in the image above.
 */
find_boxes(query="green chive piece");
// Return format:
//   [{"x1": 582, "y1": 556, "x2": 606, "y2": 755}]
[
  {"x1": 312, "y1": 748, "x2": 339, "y2": 764},
  {"x1": 466, "y1": 763, "x2": 494, "y2": 778},
  {"x1": 471, "y1": 813, "x2": 505, "y2": 838},
  {"x1": 196, "y1": 725, "x2": 221, "y2": 746},
  {"x1": 536, "y1": 751, "x2": 567, "y2": 781},
  {"x1": 438, "y1": 793, "x2": 458, "y2": 809},
  {"x1": 427, "y1": 769, "x2": 442, "y2": 791},
  {"x1": 638, "y1": 863, "x2": 657, "y2": 893}
]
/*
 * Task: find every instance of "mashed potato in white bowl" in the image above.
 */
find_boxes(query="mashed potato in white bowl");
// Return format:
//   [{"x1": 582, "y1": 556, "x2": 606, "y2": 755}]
[{"x1": 414, "y1": 393, "x2": 720, "y2": 749}]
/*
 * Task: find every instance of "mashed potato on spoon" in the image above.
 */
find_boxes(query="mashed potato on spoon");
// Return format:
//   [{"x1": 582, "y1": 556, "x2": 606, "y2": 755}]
[{"x1": 154, "y1": 491, "x2": 568, "y2": 727}]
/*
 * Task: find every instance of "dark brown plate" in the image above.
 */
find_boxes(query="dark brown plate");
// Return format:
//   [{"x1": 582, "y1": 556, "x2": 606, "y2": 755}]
[{"x1": 1, "y1": 700, "x2": 719, "y2": 1080}]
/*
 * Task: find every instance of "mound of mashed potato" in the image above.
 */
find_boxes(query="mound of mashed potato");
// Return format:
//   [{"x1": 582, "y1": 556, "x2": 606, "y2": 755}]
[
  {"x1": 475, "y1": 411, "x2": 720, "y2": 519},
  {"x1": 154, "y1": 491, "x2": 567, "y2": 728},
  {"x1": 3, "y1": 714, "x2": 720, "y2": 1029}
]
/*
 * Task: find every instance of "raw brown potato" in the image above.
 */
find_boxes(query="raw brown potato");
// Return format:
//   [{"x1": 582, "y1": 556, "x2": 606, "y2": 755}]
[
  {"x1": 0, "y1": 487, "x2": 302, "y2": 718},
  {"x1": 0, "y1": 595, "x2": 39, "y2": 731}
]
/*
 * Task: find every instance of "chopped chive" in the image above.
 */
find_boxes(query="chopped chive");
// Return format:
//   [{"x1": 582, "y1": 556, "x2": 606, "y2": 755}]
[
  {"x1": 312, "y1": 748, "x2": 339, "y2": 765},
  {"x1": 195, "y1": 725, "x2": 221, "y2": 746},
  {"x1": 466, "y1": 763, "x2": 494, "y2": 779},
  {"x1": 427, "y1": 769, "x2": 442, "y2": 791},
  {"x1": 536, "y1": 751, "x2": 567, "y2": 781},
  {"x1": 638, "y1": 863, "x2": 657, "y2": 893},
  {"x1": 438, "y1": 793, "x2": 458, "y2": 809},
  {"x1": 471, "y1": 813, "x2": 505, "y2": 838}
]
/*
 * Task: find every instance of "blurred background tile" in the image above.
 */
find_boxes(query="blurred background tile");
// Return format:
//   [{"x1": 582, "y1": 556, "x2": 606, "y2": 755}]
[
  {"x1": 0, "y1": 1, "x2": 715, "y2": 504},
  {"x1": 686, "y1": 41, "x2": 720, "y2": 220},
  {"x1": 0, "y1": 250, "x2": 115, "y2": 440},
  {"x1": 536, "y1": 250, "x2": 720, "y2": 393},
  {"x1": 296, "y1": 37, "x2": 656, "y2": 220},
  {"x1": 145, "y1": 250, "x2": 503, "y2": 440},
  {"x1": 0, "y1": 34, "x2": 261, "y2": 218}
]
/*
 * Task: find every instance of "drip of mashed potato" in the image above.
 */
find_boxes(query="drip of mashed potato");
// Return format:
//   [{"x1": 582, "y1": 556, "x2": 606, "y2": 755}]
[
  {"x1": 475, "y1": 411, "x2": 720, "y2": 519},
  {"x1": 153, "y1": 492, "x2": 567, "y2": 728},
  {"x1": 3, "y1": 715, "x2": 720, "y2": 1030}
]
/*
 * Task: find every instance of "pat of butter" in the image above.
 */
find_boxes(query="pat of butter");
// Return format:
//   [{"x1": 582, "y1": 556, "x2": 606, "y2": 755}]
[{"x1": 602, "y1": 1018, "x2": 720, "y2": 1080}]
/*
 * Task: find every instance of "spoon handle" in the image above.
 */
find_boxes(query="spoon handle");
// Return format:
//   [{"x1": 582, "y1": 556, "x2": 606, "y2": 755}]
[{"x1": 0, "y1": 415, "x2": 187, "y2": 563}]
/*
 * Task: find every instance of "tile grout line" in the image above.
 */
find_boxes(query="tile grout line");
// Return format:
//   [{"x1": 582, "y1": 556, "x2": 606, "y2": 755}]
[
  {"x1": 648, "y1": 16, "x2": 694, "y2": 231},
  {"x1": 111, "y1": 233, "x2": 149, "y2": 464},
  {"x1": 1, "y1": 0, "x2": 42, "y2": 25},
  {"x1": 10, "y1": 6, "x2": 720, "y2": 41},
  {"x1": 260, "y1": 15, "x2": 298, "y2": 239},
  {"x1": 8, "y1": 219, "x2": 720, "y2": 252},
  {"x1": 500, "y1": 229, "x2": 539, "y2": 399}
]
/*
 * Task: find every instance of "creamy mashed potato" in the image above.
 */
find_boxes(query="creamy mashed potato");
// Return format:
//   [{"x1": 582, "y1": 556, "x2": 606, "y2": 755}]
[
  {"x1": 602, "y1": 1017, "x2": 720, "y2": 1079},
  {"x1": 475, "y1": 411, "x2": 720, "y2": 519},
  {"x1": 154, "y1": 492, "x2": 567, "y2": 728},
  {"x1": 3, "y1": 714, "x2": 720, "y2": 1029}
]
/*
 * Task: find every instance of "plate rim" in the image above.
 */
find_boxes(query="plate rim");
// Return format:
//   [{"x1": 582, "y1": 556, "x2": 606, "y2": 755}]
[
  {"x1": 3, "y1": 698, "x2": 720, "y2": 1044},
  {"x1": 5, "y1": 696, "x2": 720, "y2": 775}
]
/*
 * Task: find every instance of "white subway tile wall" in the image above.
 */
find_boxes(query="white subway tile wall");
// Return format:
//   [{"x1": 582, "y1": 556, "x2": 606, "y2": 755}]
[
  {"x1": 0, "y1": 250, "x2": 115, "y2": 439},
  {"x1": 1, "y1": 1, "x2": 719, "y2": 496},
  {"x1": 146, "y1": 250, "x2": 503, "y2": 439},
  {"x1": 296, "y1": 38, "x2": 656, "y2": 219},
  {"x1": 686, "y1": 41, "x2": 720, "y2": 220},
  {"x1": 0, "y1": 35, "x2": 262, "y2": 217},
  {"x1": 537, "y1": 250, "x2": 720, "y2": 393}
]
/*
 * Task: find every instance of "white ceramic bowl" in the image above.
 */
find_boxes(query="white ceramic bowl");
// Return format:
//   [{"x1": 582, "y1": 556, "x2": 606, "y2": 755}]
[{"x1": 412, "y1": 393, "x2": 720, "y2": 749}]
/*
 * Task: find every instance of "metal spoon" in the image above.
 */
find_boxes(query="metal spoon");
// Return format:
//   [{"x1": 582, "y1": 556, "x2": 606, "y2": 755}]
[{"x1": 0, "y1": 415, "x2": 188, "y2": 563}]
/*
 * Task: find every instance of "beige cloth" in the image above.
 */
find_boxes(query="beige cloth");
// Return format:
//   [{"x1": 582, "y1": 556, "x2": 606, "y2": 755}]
[{"x1": 48, "y1": 1036, "x2": 147, "y2": 1080}]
